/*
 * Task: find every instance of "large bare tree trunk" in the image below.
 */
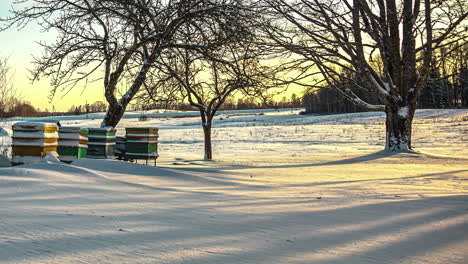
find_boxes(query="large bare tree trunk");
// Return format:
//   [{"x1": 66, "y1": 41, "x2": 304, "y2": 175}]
[
  {"x1": 202, "y1": 122, "x2": 213, "y2": 160},
  {"x1": 101, "y1": 104, "x2": 127, "y2": 128},
  {"x1": 101, "y1": 59, "x2": 152, "y2": 127},
  {"x1": 201, "y1": 112, "x2": 214, "y2": 160},
  {"x1": 384, "y1": 104, "x2": 415, "y2": 151}
]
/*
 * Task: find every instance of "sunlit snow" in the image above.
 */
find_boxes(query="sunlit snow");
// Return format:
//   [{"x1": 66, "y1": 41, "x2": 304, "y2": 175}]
[{"x1": 0, "y1": 108, "x2": 467, "y2": 264}]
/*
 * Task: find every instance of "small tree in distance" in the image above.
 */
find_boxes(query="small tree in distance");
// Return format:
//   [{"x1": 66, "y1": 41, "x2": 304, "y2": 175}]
[
  {"x1": 138, "y1": 9, "x2": 283, "y2": 160},
  {"x1": 141, "y1": 41, "x2": 278, "y2": 160}
]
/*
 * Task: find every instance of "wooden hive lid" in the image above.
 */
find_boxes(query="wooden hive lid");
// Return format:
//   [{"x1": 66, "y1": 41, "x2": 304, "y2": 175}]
[
  {"x1": 13, "y1": 122, "x2": 58, "y2": 132},
  {"x1": 88, "y1": 127, "x2": 116, "y2": 133},
  {"x1": 59, "y1": 127, "x2": 88, "y2": 134},
  {"x1": 125, "y1": 127, "x2": 158, "y2": 133}
]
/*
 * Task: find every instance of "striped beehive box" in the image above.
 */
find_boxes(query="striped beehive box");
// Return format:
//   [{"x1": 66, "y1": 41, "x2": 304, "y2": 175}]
[
  {"x1": 125, "y1": 127, "x2": 159, "y2": 165},
  {"x1": 11, "y1": 122, "x2": 59, "y2": 165},
  {"x1": 57, "y1": 127, "x2": 88, "y2": 163},
  {"x1": 87, "y1": 127, "x2": 116, "y2": 159}
]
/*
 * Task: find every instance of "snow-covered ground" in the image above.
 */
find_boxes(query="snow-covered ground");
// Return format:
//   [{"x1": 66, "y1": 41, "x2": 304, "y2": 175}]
[{"x1": 1, "y1": 108, "x2": 467, "y2": 264}]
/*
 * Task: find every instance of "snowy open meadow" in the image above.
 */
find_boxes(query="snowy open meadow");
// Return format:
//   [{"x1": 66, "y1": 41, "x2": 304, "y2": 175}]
[{"x1": 1, "y1": 108, "x2": 467, "y2": 264}]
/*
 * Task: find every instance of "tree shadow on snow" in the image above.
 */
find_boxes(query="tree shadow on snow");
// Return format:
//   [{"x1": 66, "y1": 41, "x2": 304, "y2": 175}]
[
  {"x1": 284, "y1": 169, "x2": 468, "y2": 188},
  {"x1": 1, "y1": 195, "x2": 468, "y2": 263},
  {"x1": 241, "y1": 150, "x2": 400, "y2": 170}
]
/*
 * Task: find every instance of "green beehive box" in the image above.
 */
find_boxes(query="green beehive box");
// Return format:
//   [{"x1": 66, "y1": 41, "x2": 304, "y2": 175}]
[
  {"x1": 58, "y1": 127, "x2": 88, "y2": 163},
  {"x1": 125, "y1": 127, "x2": 159, "y2": 160},
  {"x1": 87, "y1": 127, "x2": 116, "y2": 159}
]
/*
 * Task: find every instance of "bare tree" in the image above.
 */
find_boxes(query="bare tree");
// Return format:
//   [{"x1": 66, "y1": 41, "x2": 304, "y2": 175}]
[
  {"x1": 2, "y1": 0, "x2": 247, "y2": 127},
  {"x1": 0, "y1": 57, "x2": 13, "y2": 117},
  {"x1": 0, "y1": 56, "x2": 21, "y2": 119},
  {"x1": 143, "y1": 46, "x2": 276, "y2": 159},
  {"x1": 139, "y1": 17, "x2": 278, "y2": 159},
  {"x1": 262, "y1": 0, "x2": 467, "y2": 151}
]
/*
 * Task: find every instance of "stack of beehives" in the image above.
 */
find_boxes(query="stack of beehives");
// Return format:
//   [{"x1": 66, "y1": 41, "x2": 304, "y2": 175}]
[
  {"x1": 11, "y1": 122, "x2": 59, "y2": 165},
  {"x1": 57, "y1": 127, "x2": 88, "y2": 163},
  {"x1": 87, "y1": 127, "x2": 116, "y2": 159},
  {"x1": 125, "y1": 127, "x2": 159, "y2": 165}
]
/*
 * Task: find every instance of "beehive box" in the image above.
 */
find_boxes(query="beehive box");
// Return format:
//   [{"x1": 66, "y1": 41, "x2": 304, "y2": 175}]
[
  {"x1": 125, "y1": 127, "x2": 159, "y2": 161},
  {"x1": 11, "y1": 122, "x2": 58, "y2": 165},
  {"x1": 87, "y1": 127, "x2": 116, "y2": 159},
  {"x1": 57, "y1": 127, "x2": 88, "y2": 163}
]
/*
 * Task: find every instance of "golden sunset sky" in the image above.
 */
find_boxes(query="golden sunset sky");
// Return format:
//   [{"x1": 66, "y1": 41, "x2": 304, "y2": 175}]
[
  {"x1": 0, "y1": 1, "x2": 106, "y2": 111},
  {"x1": 0, "y1": 1, "x2": 303, "y2": 112}
]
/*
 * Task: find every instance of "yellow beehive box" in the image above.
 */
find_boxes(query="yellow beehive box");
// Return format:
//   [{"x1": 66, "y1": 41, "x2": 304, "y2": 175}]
[{"x1": 11, "y1": 122, "x2": 59, "y2": 165}]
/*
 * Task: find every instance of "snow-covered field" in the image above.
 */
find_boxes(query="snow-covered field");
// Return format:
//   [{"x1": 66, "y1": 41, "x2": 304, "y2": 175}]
[{"x1": 1, "y1": 108, "x2": 467, "y2": 264}]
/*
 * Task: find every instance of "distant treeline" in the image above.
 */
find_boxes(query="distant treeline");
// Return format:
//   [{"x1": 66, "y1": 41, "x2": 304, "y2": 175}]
[
  {"x1": 0, "y1": 99, "x2": 39, "y2": 119},
  {"x1": 1, "y1": 95, "x2": 305, "y2": 119},
  {"x1": 130, "y1": 94, "x2": 303, "y2": 112},
  {"x1": 303, "y1": 89, "x2": 375, "y2": 114},
  {"x1": 0, "y1": 101, "x2": 109, "y2": 119},
  {"x1": 67, "y1": 101, "x2": 107, "y2": 115},
  {"x1": 304, "y1": 46, "x2": 468, "y2": 114}
]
